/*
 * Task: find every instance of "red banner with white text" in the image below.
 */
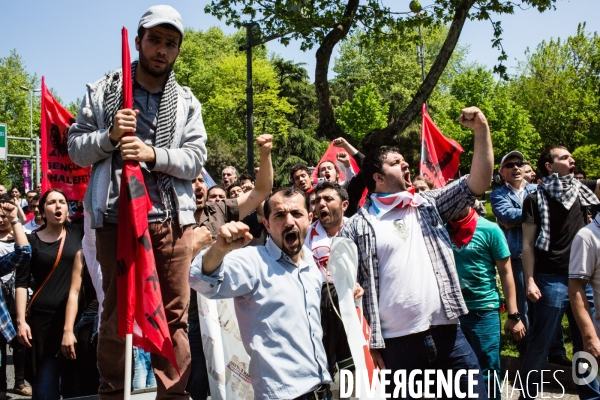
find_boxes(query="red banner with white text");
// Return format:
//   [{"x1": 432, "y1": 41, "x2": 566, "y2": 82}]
[{"x1": 41, "y1": 77, "x2": 89, "y2": 200}]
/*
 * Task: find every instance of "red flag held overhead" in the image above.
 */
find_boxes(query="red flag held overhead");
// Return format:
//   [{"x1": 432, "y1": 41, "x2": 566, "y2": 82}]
[
  {"x1": 419, "y1": 104, "x2": 464, "y2": 188},
  {"x1": 116, "y1": 27, "x2": 178, "y2": 373}
]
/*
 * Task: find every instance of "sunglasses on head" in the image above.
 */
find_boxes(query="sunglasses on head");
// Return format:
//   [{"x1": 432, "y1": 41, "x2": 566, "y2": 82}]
[{"x1": 503, "y1": 161, "x2": 524, "y2": 169}]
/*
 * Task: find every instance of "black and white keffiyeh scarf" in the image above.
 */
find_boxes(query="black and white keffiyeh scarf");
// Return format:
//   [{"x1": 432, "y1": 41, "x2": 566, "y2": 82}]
[
  {"x1": 101, "y1": 60, "x2": 179, "y2": 217},
  {"x1": 535, "y1": 173, "x2": 599, "y2": 250}
]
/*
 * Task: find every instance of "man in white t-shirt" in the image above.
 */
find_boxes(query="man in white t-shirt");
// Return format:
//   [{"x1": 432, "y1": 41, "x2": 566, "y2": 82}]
[
  {"x1": 339, "y1": 106, "x2": 493, "y2": 397},
  {"x1": 569, "y1": 214, "x2": 600, "y2": 359}
]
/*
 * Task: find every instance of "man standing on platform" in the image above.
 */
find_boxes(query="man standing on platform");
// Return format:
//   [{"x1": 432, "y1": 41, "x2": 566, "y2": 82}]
[{"x1": 68, "y1": 5, "x2": 206, "y2": 398}]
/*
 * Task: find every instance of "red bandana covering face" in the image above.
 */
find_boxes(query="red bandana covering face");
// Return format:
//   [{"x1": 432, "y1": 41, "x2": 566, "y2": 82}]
[{"x1": 448, "y1": 207, "x2": 478, "y2": 248}]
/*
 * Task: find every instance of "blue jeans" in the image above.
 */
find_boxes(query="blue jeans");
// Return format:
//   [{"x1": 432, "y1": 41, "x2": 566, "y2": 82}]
[
  {"x1": 32, "y1": 355, "x2": 60, "y2": 400},
  {"x1": 520, "y1": 274, "x2": 600, "y2": 399},
  {"x1": 460, "y1": 310, "x2": 501, "y2": 400},
  {"x1": 512, "y1": 258, "x2": 566, "y2": 358},
  {"x1": 379, "y1": 324, "x2": 488, "y2": 399},
  {"x1": 187, "y1": 318, "x2": 209, "y2": 399},
  {"x1": 133, "y1": 347, "x2": 156, "y2": 390}
]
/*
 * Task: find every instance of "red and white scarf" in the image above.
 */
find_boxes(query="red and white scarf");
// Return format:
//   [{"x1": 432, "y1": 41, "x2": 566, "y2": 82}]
[
  {"x1": 306, "y1": 220, "x2": 332, "y2": 282},
  {"x1": 369, "y1": 188, "x2": 424, "y2": 219}
]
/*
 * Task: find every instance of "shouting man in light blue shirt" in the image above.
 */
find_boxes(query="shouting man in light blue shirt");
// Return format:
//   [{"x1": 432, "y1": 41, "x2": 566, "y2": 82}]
[{"x1": 190, "y1": 188, "x2": 332, "y2": 399}]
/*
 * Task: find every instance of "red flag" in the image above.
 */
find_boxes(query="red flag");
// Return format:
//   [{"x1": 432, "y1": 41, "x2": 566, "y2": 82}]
[
  {"x1": 419, "y1": 104, "x2": 464, "y2": 188},
  {"x1": 312, "y1": 141, "x2": 367, "y2": 205},
  {"x1": 311, "y1": 142, "x2": 360, "y2": 185},
  {"x1": 40, "y1": 77, "x2": 90, "y2": 200},
  {"x1": 116, "y1": 27, "x2": 178, "y2": 373}
]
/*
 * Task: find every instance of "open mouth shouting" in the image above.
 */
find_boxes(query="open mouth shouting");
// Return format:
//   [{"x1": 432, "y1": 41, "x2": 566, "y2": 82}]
[
  {"x1": 53, "y1": 210, "x2": 64, "y2": 221},
  {"x1": 404, "y1": 169, "x2": 412, "y2": 188},
  {"x1": 282, "y1": 227, "x2": 302, "y2": 256},
  {"x1": 319, "y1": 209, "x2": 330, "y2": 223}
]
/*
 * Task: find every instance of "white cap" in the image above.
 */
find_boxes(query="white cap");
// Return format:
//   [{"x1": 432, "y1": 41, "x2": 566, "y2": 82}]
[
  {"x1": 500, "y1": 150, "x2": 524, "y2": 168},
  {"x1": 138, "y1": 5, "x2": 184, "y2": 38}
]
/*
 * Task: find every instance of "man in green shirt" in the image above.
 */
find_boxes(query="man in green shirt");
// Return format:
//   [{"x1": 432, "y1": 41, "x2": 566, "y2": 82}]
[{"x1": 448, "y1": 205, "x2": 526, "y2": 399}]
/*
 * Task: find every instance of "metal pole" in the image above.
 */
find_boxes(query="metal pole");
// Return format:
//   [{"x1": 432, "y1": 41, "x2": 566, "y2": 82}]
[
  {"x1": 35, "y1": 137, "x2": 40, "y2": 185},
  {"x1": 29, "y1": 91, "x2": 33, "y2": 158},
  {"x1": 246, "y1": 24, "x2": 254, "y2": 176},
  {"x1": 418, "y1": 25, "x2": 426, "y2": 83}
]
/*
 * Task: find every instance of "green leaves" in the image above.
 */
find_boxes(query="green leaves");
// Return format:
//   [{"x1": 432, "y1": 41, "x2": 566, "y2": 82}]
[
  {"x1": 0, "y1": 50, "x2": 40, "y2": 187},
  {"x1": 511, "y1": 23, "x2": 600, "y2": 151},
  {"x1": 573, "y1": 145, "x2": 600, "y2": 178},
  {"x1": 174, "y1": 26, "x2": 325, "y2": 181},
  {"x1": 336, "y1": 83, "x2": 389, "y2": 144}
]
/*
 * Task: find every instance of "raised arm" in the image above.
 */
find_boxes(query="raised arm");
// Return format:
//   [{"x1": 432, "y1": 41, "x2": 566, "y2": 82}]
[
  {"x1": 0, "y1": 202, "x2": 31, "y2": 276},
  {"x1": 202, "y1": 222, "x2": 253, "y2": 276},
  {"x1": 333, "y1": 137, "x2": 359, "y2": 156},
  {"x1": 62, "y1": 250, "x2": 84, "y2": 360},
  {"x1": 237, "y1": 135, "x2": 273, "y2": 220},
  {"x1": 458, "y1": 107, "x2": 493, "y2": 197},
  {"x1": 189, "y1": 222, "x2": 255, "y2": 299}
]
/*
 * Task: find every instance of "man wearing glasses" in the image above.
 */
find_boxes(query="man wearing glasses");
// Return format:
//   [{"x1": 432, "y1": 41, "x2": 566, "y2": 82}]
[{"x1": 490, "y1": 151, "x2": 537, "y2": 358}]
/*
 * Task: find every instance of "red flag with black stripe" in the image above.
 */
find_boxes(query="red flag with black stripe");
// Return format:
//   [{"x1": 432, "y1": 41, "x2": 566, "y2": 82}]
[
  {"x1": 116, "y1": 27, "x2": 178, "y2": 373},
  {"x1": 419, "y1": 104, "x2": 464, "y2": 188}
]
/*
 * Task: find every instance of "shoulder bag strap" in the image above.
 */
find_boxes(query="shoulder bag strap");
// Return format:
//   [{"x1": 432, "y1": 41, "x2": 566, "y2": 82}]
[{"x1": 26, "y1": 228, "x2": 66, "y2": 318}]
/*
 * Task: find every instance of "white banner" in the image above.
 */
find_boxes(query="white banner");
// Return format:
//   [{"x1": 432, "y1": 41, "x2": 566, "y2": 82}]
[
  {"x1": 329, "y1": 237, "x2": 384, "y2": 399},
  {"x1": 197, "y1": 293, "x2": 254, "y2": 400}
]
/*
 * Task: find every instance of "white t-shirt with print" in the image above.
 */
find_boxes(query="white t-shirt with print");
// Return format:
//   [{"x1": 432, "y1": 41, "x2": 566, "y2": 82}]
[{"x1": 368, "y1": 206, "x2": 456, "y2": 338}]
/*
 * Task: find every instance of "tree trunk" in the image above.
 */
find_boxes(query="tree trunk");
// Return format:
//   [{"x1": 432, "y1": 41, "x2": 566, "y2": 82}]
[
  {"x1": 361, "y1": 0, "x2": 477, "y2": 151},
  {"x1": 314, "y1": 0, "x2": 359, "y2": 144}
]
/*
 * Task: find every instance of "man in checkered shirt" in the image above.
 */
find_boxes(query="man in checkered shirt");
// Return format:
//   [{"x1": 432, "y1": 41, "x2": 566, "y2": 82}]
[{"x1": 339, "y1": 106, "x2": 493, "y2": 397}]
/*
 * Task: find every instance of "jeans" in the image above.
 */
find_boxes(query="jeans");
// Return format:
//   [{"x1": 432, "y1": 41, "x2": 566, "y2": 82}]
[
  {"x1": 459, "y1": 310, "x2": 501, "y2": 400},
  {"x1": 187, "y1": 318, "x2": 209, "y2": 399},
  {"x1": 519, "y1": 273, "x2": 600, "y2": 399},
  {"x1": 32, "y1": 355, "x2": 60, "y2": 400},
  {"x1": 512, "y1": 258, "x2": 566, "y2": 358},
  {"x1": 379, "y1": 324, "x2": 488, "y2": 399},
  {"x1": 133, "y1": 347, "x2": 156, "y2": 390}
]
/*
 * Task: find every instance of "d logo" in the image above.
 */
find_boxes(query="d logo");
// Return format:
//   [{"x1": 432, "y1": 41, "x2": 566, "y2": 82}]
[{"x1": 573, "y1": 351, "x2": 599, "y2": 385}]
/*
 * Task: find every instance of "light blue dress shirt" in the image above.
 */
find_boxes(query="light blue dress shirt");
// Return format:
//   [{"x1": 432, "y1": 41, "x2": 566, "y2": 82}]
[{"x1": 190, "y1": 238, "x2": 331, "y2": 399}]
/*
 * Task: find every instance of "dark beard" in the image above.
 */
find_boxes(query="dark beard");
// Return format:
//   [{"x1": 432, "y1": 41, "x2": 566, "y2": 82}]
[
  {"x1": 282, "y1": 242, "x2": 302, "y2": 257},
  {"x1": 138, "y1": 51, "x2": 173, "y2": 79}
]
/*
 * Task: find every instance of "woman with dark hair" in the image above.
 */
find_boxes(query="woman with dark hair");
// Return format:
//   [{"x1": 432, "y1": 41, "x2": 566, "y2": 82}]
[
  {"x1": 10, "y1": 187, "x2": 27, "y2": 209},
  {"x1": 15, "y1": 188, "x2": 84, "y2": 399}
]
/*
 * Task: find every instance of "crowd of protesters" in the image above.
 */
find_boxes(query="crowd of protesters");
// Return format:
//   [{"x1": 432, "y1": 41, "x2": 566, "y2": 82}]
[
  {"x1": 2, "y1": 4, "x2": 600, "y2": 400},
  {"x1": 2, "y1": 136, "x2": 599, "y2": 399}
]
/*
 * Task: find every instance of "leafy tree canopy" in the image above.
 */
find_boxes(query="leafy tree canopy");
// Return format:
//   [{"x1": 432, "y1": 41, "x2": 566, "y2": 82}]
[{"x1": 0, "y1": 50, "x2": 40, "y2": 187}]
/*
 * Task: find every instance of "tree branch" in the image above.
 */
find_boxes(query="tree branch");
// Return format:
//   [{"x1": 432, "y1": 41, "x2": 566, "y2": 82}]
[
  {"x1": 314, "y1": 0, "x2": 360, "y2": 144},
  {"x1": 361, "y1": 0, "x2": 477, "y2": 151}
]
